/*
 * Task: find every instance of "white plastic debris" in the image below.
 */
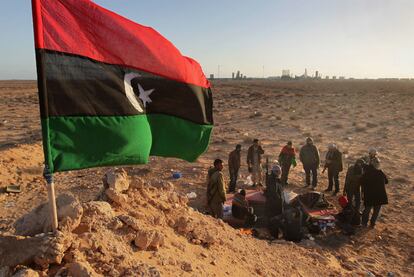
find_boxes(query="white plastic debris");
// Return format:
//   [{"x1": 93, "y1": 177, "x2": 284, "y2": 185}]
[
  {"x1": 245, "y1": 175, "x2": 253, "y2": 186},
  {"x1": 283, "y1": 190, "x2": 298, "y2": 204},
  {"x1": 186, "y1": 192, "x2": 197, "y2": 199}
]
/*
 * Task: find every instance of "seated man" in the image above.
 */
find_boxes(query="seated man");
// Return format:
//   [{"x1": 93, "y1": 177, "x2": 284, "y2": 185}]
[
  {"x1": 336, "y1": 196, "x2": 359, "y2": 235},
  {"x1": 232, "y1": 189, "x2": 256, "y2": 227}
]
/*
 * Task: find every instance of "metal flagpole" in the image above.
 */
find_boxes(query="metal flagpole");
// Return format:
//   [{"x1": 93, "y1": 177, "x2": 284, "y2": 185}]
[{"x1": 43, "y1": 165, "x2": 58, "y2": 232}]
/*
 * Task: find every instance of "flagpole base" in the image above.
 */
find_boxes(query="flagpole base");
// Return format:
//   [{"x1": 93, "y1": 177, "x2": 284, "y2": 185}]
[{"x1": 44, "y1": 166, "x2": 58, "y2": 232}]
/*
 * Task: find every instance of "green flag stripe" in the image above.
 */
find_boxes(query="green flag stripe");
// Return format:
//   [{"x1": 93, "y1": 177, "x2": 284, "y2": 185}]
[{"x1": 42, "y1": 114, "x2": 213, "y2": 173}]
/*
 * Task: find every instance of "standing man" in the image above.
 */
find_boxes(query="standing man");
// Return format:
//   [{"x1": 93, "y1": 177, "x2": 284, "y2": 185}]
[
  {"x1": 206, "y1": 159, "x2": 226, "y2": 219},
  {"x1": 343, "y1": 159, "x2": 365, "y2": 211},
  {"x1": 361, "y1": 159, "x2": 388, "y2": 228},
  {"x1": 299, "y1": 137, "x2": 320, "y2": 189},
  {"x1": 247, "y1": 139, "x2": 265, "y2": 186},
  {"x1": 228, "y1": 144, "x2": 242, "y2": 193},
  {"x1": 278, "y1": 141, "x2": 296, "y2": 186},
  {"x1": 323, "y1": 143, "x2": 343, "y2": 195}
]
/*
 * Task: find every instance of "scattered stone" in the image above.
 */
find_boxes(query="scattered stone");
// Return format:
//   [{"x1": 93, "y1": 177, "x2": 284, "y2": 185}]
[
  {"x1": 181, "y1": 262, "x2": 193, "y2": 272},
  {"x1": 14, "y1": 193, "x2": 82, "y2": 235},
  {"x1": 103, "y1": 169, "x2": 129, "y2": 192},
  {"x1": 67, "y1": 261, "x2": 101, "y2": 277},
  {"x1": 134, "y1": 229, "x2": 164, "y2": 251},
  {"x1": 118, "y1": 215, "x2": 141, "y2": 231},
  {"x1": 12, "y1": 268, "x2": 39, "y2": 277},
  {"x1": 108, "y1": 218, "x2": 124, "y2": 230},
  {"x1": 105, "y1": 188, "x2": 128, "y2": 205},
  {"x1": 123, "y1": 264, "x2": 160, "y2": 277},
  {"x1": 0, "y1": 231, "x2": 72, "y2": 269},
  {"x1": 83, "y1": 201, "x2": 114, "y2": 218}
]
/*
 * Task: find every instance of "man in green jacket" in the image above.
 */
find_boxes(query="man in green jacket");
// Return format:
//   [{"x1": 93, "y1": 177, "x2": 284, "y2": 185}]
[{"x1": 206, "y1": 159, "x2": 227, "y2": 219}]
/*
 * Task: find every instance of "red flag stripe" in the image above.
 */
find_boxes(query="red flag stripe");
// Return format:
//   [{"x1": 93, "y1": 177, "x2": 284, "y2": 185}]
[{"x1": 32, "y1": 0, "x2": 210, "y2": 88}]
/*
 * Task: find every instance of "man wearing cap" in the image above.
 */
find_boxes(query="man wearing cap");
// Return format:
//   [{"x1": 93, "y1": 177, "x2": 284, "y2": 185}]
[
  {"x1": 323, "y1": 143, "x2": 343, "y2": 195},
  {"x1": 228, "y1": 144, "x2": 242, "y2": 193},
  {"x1": 206, "y1": 159, "x2": 226, "y2": 219},
  {"x1": 247, "y1": 139, "x2": 265, "y2": 186},
  {"x1": 299, "y1": 137, "x2": 320, "y2": 189},
  {"x1": 278, "y1": 141, "x2": 296, "y2": 186}
]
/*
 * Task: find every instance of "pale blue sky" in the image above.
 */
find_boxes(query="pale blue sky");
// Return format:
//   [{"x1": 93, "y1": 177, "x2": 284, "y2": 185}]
[{"x1": 0, "y1": 0, "x2": 413, "y2": 79}]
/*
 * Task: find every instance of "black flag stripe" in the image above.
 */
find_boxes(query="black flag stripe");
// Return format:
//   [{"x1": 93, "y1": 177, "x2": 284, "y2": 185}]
[{"x1": 39, "y1": 49, "x2": 213, "y2": 125}]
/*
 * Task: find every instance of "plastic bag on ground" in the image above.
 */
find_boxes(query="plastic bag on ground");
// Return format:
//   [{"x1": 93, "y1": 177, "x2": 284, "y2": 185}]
[
  {"x1": 245, "y1": 175, "x2": 253, "y2": 186},
  {"x1": 283, "y1": 190, "x2": 298, "y2": 204}
]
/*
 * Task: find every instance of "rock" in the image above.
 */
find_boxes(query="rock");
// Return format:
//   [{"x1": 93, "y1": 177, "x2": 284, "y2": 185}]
[
  {"x1": 14, "y1": 193, "x2": 82, "y2": 236},
  {"x1": 108, "y1": 218, "x2": 124, "y2": 230},
  {"x1": 67, "y1": 261, "x2": 101, "y2": 277},
  {"x1": 105, "y1": 188, "x2": 128, "y2": 205},
  {"x1": 174, "y1": 216, "x2": 192, "y2": 234},
  {"x1": 118, "y1": 215, "x2": 141, "y2": 231},
  {"x1": 82, "y1": 201, "x2": 114, "y2": 218},
  {"x1": 122, "y1": 264, "x2": 160, "y2": 277},
  {"x1": 0, "y1": 231, "x2": 72, "y2": 269},
  {"x1": 73, "y1": 201, "x2": 115, "y2": 234},
  {"x1": 181, "y1": 262, "x2": 193, "y2": 272},
  {"x1": 134, "y1": 229, "x2": 164, "y2": 251},
  {"x1": 103, "y1": 169, "x2": 129, "y2": 192},
  {"x1": 12, "y1": 268, "x2": 39, "y2": 277}
]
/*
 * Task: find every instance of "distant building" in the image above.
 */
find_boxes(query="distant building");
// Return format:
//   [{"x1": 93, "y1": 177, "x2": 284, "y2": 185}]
[
  {"x1": 339, "y1": 76, "x2": 345, "y2": 80},
  {"x1": 281, "y1": 69, "x2": 291, "y2": 80},
  {"x1": 325, "y1": 76, "x2": 329, "y2": 79},
  {"x1": 236, "y1": 70, "x2": 240, "y2": 79},
  {"x1": 232, "y1": 72, "x2": 235, "y2": 79},
  {"x1": 315, "y1": 71, "x2": 319, "y2": 79},
  {"x1": 209, "y1": 74, "x2": 214, "y2": 80},
  {"x1": 332, "y1": 76, "x2": 337, "y2": 80}
]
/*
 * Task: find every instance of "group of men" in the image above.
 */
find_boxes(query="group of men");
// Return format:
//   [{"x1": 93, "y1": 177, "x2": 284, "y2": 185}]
[{"x1": 206, "y1": 137, "x2": 389, "y2": 230}]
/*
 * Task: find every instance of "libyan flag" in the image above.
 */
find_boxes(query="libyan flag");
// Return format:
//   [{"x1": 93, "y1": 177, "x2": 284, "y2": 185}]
[{"x1": 31, "y1": 0, "x2": 213, "y2": 173}]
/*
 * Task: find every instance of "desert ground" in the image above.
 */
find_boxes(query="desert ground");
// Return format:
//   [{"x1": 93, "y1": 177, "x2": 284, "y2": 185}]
[{"x1": 0, "y1": 79, "x2": 413, "y2": 276}]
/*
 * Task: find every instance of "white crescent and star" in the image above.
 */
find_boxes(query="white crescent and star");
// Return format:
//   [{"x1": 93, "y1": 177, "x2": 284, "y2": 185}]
[{"x1": 123, "y1": 72, "x2": 155, "y2": 112}]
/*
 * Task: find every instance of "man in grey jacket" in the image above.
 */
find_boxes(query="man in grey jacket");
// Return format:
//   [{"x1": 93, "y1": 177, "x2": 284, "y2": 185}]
[{"x1": 299, "y1": 137, "x2": 320, "y2": 189}]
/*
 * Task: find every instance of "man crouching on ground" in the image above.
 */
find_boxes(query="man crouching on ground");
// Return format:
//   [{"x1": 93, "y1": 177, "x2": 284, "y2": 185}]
[{"x1": 206, "y1": 159, "x2": 227, "y2": 219}]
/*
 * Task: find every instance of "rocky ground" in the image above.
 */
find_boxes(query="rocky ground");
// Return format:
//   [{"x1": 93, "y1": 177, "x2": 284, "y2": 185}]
[{"x1": 0, "y1": 80, "x2": 413, "y2": 276}]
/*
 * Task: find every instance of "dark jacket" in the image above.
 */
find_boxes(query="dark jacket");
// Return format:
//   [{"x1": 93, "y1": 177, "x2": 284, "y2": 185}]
[
  {"x1": 278, "y1": 145, "x2": 296, "y2": 166},
  {"x1": 325, "y1": 149, "x2": 343, "y2": 172},
  {"x1": 265, "y1": 174, "x2": 283, "y2": 217},
  {"x1": 343, "y1": 164, "x2": 363, "y2": 194},
  {"x1": 228, "y1": 149, "x2": 241, "y2": 172},
  {"x1": 232, "y1": 192, "x2": 249, "y2": 219},
  {"x1": 361, "y1": 165, "x2": 388, "y2": 206},
  {"x1": 299, "y1": 144, "x2": 320, "y2": 167},
  {"x1": 247, "y1": 144, "x2": 264, "y2": 165}
]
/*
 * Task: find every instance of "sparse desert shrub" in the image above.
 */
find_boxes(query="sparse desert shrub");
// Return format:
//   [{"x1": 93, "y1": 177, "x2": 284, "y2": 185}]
[
  {"x1": 332, "y1": 123, "x2": 343, "y2": 129},
  {"x1": 366, "y1": 122, "x2": 378, "y2": 128},
  {"x1": 354, "y1": 125, "x2": 366, "y2": 132},
  {"x1": 392, "y1": 177, "x2": 409, "y2": 184}
]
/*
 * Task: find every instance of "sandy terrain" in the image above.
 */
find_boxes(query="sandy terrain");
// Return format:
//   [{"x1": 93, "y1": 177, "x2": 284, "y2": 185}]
[{"x1": 0, "y1": 80, "x2": 413, "y2": 276}]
